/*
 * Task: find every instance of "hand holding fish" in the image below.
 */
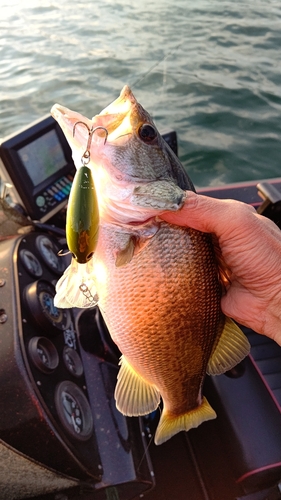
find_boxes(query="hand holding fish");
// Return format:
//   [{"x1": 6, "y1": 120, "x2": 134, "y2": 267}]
[{"x1": 161, "y1": 192, "x2": 281, "y2": 346}]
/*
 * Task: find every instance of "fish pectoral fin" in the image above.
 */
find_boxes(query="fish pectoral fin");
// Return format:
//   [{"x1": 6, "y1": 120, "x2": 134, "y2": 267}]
[
  {"x1": 54, "y1": 258, "x2": 99, "y2": 309},
  {"x1": 155, "y1": 397, "x2": 216, "y2": 446},
  {"x1": 131, "y1": 181, "x2": 185, "y2": 211},
  {"x1": 206, "y1": 317, "x2": 251, "y2": 376},
  {"x1": 115, "y1": 236, "x2": 136, "y2": 267},
  {"x1": 115, "y1": 235, "x2": 153, "y2": 267},
  {"x1": 115, "y1": 355, "x2": 160, "y2": 416}
]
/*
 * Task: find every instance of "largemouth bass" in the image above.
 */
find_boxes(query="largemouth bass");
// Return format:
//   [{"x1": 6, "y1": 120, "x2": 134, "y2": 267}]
[{"x1": 51, "y1": 86, "x2": 250, "y2": 445}]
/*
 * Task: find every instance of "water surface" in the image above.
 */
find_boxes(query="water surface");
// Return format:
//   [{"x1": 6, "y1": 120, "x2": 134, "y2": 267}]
[{"x1": 1, "y1": 0, "x2": 281, "y2": 187}]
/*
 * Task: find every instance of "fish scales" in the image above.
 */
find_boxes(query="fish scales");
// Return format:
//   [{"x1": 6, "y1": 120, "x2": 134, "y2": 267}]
[
  {"x1": 94, "y1": 222, "x2": 222, "y2": 413},
  {"x1": 51, "y1": 85, "x2": 250, "y2": 444}
]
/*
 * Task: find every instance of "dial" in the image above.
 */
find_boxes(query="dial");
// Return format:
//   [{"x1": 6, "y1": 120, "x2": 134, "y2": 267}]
[
  {"x1": 55, "y1": 381, "x2": 93, "y2": 441},
  {"x1": 63, "y1": 347, "x2": 83, "y2": 377},
  {"x1": 28, "y1": 336, "x2": 59, "y2": 373},
  {"x1": 36, "y1": 235, "x2": 65, "y2": 274},
  {"x1": 24, "y1": 280, "x2": 71, "y2": 334},
  {"x1": 39, "y1": 289, "x2": 64, "y2": 325},
  {"x1": 20, "y1": 249, "x2": 43, "y2": 277}
]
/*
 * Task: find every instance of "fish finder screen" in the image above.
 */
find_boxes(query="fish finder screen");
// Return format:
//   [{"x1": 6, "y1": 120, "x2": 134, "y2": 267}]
[{"x1": 18, "y1": 129, "x2": 66, "y2": 186}]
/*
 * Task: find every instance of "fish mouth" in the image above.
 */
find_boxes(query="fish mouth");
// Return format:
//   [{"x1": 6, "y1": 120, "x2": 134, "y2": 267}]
[
  {"x1": 51, "y1": 86, "x2": 153, "y2": 150},
  {"x1": 98, "y1": 85, "x2": 136, "y2": 117},
  {"x1": 91, "y1": 85, "x2": 153, "y2": 143}
]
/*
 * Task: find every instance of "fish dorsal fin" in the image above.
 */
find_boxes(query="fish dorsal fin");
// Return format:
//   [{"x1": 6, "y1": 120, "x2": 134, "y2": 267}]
[
  {"x1": 115, "y1": 355, "x2": 160, "y2": 416},
  {"x1": 207, "y1": 317, "x2": 251, "y2": 376}
]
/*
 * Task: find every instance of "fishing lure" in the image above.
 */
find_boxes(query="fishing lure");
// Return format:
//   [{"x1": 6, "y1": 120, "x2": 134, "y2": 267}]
[{"x1": 54, "y1": 122, "x2": 108, "y2": 309}]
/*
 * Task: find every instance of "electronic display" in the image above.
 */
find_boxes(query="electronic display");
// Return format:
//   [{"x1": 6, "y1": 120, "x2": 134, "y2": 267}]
[
  {"x1": 0, "y1": 115, "x2": 75, "y2": 222},
  {"x1": 18, "y1": 129, "x2": 66, "y2": 187}
]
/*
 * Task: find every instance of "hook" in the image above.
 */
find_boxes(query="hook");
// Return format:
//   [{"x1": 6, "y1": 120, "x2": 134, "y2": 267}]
[
  {"x1": 73, "y1": 121, "x2": 108, "y2": 165},
  {"x1": 58, "y1": 248, "x2": 72, "y2": 257}
]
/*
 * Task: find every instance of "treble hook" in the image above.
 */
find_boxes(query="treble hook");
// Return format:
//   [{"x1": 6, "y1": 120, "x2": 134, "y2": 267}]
[
  {"x1": 57, "y1": 248, "x2": 71, "y2": 257},
  {"x1": 73, "y1": 121, "x2": 108, "y2": 165}
]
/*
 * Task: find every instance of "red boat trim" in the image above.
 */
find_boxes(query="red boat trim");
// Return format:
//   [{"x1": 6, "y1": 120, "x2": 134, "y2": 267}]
[
  {"x1": 197, "y1": 176, "x2": 281, "y2": 207},
  {"x1": 236, "y1": 461, "x2": 281, "y2": 483}
]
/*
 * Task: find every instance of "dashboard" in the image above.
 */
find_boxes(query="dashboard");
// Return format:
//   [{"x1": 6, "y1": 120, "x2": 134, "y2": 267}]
[{"x1": 0, "y1": 230, "x2": 154, "y2": 499}]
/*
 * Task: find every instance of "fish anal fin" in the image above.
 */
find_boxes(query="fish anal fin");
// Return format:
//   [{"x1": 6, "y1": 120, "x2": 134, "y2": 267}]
[
  {"x1": 155, "y1": 396, "x2": 216, "y2": 445},
  {"x1": 115, "y1": 355, "x2": 160, "y2": 416},
  {"x1": 207, "y1": 317, "x2": 250, "y2": 376}
]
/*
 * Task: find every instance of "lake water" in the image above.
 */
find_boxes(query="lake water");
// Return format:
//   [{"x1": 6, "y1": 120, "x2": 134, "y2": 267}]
[{"x1": 1, "y1": 0, "x2": 281, "y2": 188}]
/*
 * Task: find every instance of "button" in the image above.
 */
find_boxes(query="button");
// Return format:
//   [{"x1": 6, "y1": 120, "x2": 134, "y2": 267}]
[{"x1": 36, "y1": 195, "x2": 45, "y2": 207}]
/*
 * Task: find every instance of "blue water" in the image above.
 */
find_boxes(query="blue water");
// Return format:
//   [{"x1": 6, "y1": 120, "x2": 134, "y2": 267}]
[{"x1": 1, "y1": 0, "x2": 281, "y2": 187}]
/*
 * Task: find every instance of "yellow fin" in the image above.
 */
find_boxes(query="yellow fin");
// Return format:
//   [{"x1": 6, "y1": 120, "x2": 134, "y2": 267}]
[
  {"x1": 155, "y1": 396, "x2": 216, "y2": 445},
  {"x1": 115, "y1": 355, "x2": 160, "y2": 416},
  {"x1": 206, "y1": 317, "x2": 250, "y2": 376},
  {"x1": 54, "y1": 258, "x2": 98, "y2": 309}
]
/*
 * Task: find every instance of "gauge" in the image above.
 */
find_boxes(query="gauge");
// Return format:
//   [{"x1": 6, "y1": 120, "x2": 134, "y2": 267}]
[
  {"x1": 36, "y1": 235, "x2": 66, "y2": 275},
  {"x1": 19, "y1": 249, "x2": 43, "y2": 277},
  {"x1": 24, "y1": 280, "x2": 71, "y2": 334},
  {"x1": 55, "y1": 381, "x2": 93, "y2": 441},
  {"x1": 28, "y1": 336, "x2": 59, "y2": 373},
  {"x1": 63, "y1": 347, "x2": 83, "y2": 377}
]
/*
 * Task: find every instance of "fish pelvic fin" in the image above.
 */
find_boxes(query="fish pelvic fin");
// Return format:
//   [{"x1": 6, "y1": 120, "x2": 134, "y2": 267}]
[
  {"x1": 54, "y1": 258, "x2": 98, "y2": 309},
  {"x1": 207, "y1": 317, "x2": 251, "y2": 376},
  {"x1": 115, "y1": 355, "x2": 160, "y2": 416},
  {"x1": 155, "y1": 397, "x2": 216, "y2": 446}
]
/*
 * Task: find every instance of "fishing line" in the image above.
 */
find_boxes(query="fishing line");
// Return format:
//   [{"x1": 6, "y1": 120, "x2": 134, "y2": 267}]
[
  {"x1": 131, "y1": 42, "x2": 183, "y2": 89},
  {"x1": 137, "y1": 432, "x2": 155, "y2": 474},
  {"x1": 137, "y1": 406, "x2": 162, "y2": 473}
]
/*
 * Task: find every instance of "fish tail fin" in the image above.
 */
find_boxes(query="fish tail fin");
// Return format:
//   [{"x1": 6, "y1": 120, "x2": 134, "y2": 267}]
[
  {"x1": 54, "y1": 258, "x2": 98, "y2": 309},
  {"x1": 155, "y1": 397, "x2": 216, "y2": 446}
]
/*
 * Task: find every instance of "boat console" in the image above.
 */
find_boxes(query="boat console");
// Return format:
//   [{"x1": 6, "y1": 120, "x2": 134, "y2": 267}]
[{"x1": 0, "y1": 117, "x2": 281, "y2": 500}]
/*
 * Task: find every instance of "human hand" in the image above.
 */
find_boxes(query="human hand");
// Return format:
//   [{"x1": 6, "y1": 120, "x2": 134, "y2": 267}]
[{"x1": 160, "y1": 191, "x2": 281, "y2": 345}]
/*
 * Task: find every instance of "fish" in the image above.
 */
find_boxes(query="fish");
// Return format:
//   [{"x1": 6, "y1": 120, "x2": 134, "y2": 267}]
[{"x1": 51, "y1": 86, "x2": 250, "y2": 445}]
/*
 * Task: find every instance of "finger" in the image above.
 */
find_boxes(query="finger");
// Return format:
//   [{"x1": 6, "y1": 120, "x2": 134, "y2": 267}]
[{"x1": 160, "y1": 191, "x2": 256, "y2": 235}]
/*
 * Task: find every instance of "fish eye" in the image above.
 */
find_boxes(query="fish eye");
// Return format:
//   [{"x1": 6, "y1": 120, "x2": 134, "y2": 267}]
[{"x1": 138, "y1": 124, "x2": 157, "y2": 143}]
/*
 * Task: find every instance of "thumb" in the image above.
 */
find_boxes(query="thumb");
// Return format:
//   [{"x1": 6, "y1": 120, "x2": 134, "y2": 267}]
[{"x1": 160, "y1": 191, "x2": 256, "y2": 236}]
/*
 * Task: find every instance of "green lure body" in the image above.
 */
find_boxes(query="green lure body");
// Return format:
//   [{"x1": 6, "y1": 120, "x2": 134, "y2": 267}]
[{"x1": 66, "y1": 165, "x2": 99, "y2": 264}]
